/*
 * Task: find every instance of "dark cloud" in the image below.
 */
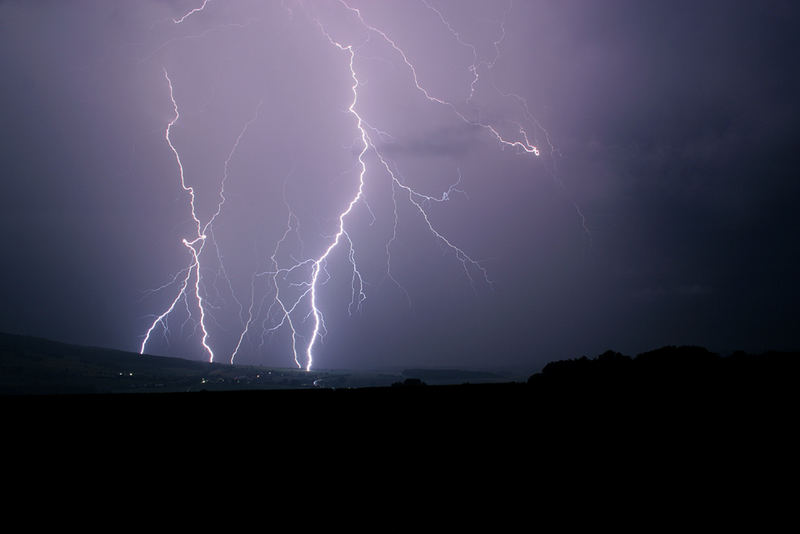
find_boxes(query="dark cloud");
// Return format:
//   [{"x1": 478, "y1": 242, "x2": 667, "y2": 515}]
[{"x1": 375, "y1": 123, "x2": 483, "y2": 158}]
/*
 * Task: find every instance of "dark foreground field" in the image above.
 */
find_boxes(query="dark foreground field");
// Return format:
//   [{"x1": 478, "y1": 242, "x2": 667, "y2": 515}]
[
  {"x1": 6, "y1": 360, "x2": 798, "y2": 484},
  {"x1": 3, "y1": 346, "x2": 794, "y2": 524},
  {"x1": 4, "y1": 331, "x2": 797, "y2": 437},
  {"x1": 3, "y1": 334, "x2": 798, "y2": 499}
]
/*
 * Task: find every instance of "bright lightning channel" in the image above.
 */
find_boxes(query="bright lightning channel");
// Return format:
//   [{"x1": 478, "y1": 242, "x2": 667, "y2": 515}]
[
  {"x1": 142, "y1": 1, "x2": 568, "y2": 371},
  {"x1": 338, "y1": 0, "x2": 540, "y2": 156},
  {"x1": 277, "y1": 5, "x2": 523, "y2": 371},
  {"x1": 173, "y1": 0, "x2": 212, "y2": 24},
  {"x1": 140, "y1": 69, "x2": 262, "y2": 362}
]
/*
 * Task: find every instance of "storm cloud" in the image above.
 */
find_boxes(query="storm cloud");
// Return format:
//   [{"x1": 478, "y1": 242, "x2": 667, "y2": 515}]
[{"x1": 0, "y1": 0, "x2": 797, "y2": 371}]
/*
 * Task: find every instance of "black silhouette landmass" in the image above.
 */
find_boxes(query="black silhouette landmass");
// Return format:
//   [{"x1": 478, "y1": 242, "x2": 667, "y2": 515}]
[
  {"x1": 3, "y1": 332, "x2": 797, "y2": 471},
  {"x1": 2, "y1": 331, "x2": 797, "y2": 430},
  {"x1": 2, "y1": 332, "x2": 797, "y2": 400},
  {"x1": 528, "y1": 345, "x2": 798, "y2": 396},
  {"x1": 0, "y1": 331, "x2": 512, "y2": 395}
]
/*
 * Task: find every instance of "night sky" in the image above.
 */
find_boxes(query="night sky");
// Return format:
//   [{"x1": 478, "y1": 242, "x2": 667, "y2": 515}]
[{"x1": 1, "y1": 0, "x2": 797, "y2": 371}]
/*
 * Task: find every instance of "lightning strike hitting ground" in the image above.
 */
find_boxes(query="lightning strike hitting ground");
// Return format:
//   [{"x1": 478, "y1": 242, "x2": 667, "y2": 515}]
[
  {"x1": 139, "y1": 70, "x2": 262, "y2": 362},
  {"x1": 140, "y1": 1, "x2": 586, "y2": 371}
]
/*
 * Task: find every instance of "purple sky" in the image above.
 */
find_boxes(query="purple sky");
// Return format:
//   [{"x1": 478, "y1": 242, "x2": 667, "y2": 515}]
[{"x1": 1, "y1": 0, "x2": 798, "y2": 371}]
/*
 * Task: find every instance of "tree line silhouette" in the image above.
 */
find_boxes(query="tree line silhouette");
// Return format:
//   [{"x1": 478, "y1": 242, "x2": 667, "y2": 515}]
[{"x1": 527, "y1": 345, "x2": 798, "y2": 402}]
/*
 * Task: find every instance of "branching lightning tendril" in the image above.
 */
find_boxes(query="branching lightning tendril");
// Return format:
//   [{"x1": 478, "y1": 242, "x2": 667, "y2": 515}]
[{"x1": 140, "y1": 0, "x2": 585, "y2": 371}]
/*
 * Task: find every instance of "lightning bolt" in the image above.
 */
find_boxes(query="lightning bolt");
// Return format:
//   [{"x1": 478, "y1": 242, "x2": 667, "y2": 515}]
[
  {"x1": 139, "y1": 70, "x2": 211, "y2": 360},
  {"x1": 338, "y1": 0, "x2": 540, "y2": 156},
  {"x1": 140, "y1": 1, "x2": 586, "y2": 371},
  {"x1": 420, "y1": 0, "x2": 590, "y2": 237},
  {"x1": 173, "y1": 0, "x2": 213, "y2": 25},
  {"x1": 228, "y1": 25, "x2": 370, "y2": 372},
  {"x1": 140, "y1": 69, "x2": 262, "y2": 362}
]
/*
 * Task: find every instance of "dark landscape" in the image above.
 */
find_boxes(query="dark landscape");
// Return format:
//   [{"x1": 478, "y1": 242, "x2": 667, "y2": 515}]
[
  {"x1": 3, "y1": 330, "x2": 798, "y2": 496},
  {"x1": 0, "y1": 331, "x2": 517, "y2": 395},
  {"x1": 4, "y1": 332, "x2": 796, "y2": 424}
]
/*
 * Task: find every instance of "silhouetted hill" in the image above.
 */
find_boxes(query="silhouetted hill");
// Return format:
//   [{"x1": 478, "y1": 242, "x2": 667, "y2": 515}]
[
  {"x1": 0, "y1": 332, "x2": 511, "y2": 394},
  {"x1": 527, "y1": 345, "x2": 799, "y2": 403},
  {"x1": 4, "y1": 333, "x2": 797, "y2": 400},
  {"x1": 0, "y1": 332, "x2": 323, "y2": 394},
  {"x1": 3, "y1": 335, "x2": 798, "y2": 470}
]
